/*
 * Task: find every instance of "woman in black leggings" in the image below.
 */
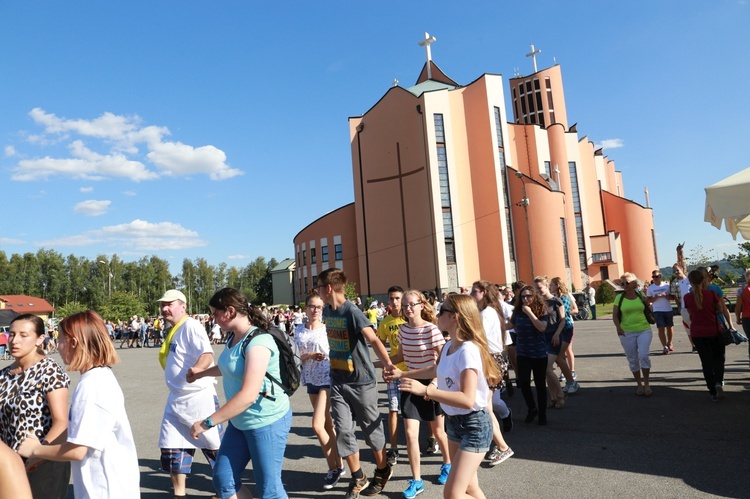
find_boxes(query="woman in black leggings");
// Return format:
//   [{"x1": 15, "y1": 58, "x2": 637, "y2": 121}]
[{"x1": 510, "y1": 286, "x2": 549, "y2": 425}]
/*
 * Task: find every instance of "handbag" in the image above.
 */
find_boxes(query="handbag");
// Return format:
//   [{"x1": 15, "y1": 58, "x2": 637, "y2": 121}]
[
  {"x1": 731, "y1": 329, "x2": 748, "y2": 345},
  {"x1": 715, "y1": 312, "x2": 734, "y2": 346}
]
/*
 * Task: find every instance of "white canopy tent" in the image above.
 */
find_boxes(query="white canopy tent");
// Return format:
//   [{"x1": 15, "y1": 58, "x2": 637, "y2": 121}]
[{"x1": 705, "y1": 166, "x2": 750, "y2": 240}]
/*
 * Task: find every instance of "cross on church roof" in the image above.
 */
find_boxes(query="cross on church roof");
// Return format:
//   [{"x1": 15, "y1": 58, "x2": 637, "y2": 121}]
[
  {"x1": 418, "y1": 32, "x2": 437, "y2": 79},
  {"x1": 526, "y1": 43, "x2": 541, "y2": 73}
]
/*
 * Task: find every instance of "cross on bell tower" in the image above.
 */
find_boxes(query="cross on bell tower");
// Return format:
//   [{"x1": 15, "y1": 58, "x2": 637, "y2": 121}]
[{"x1": 526, "y1": 43, "x2": 541, "y2": 73}]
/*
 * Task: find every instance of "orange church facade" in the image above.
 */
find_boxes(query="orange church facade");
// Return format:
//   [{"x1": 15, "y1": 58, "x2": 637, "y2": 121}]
[{"x1": 293, "y1": 51, "x2": 657, "y2": 299}]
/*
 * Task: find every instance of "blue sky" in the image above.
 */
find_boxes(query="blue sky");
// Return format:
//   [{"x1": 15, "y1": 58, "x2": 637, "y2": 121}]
[{"x1": 1, "y1": 1, "x2": 748, "y2": 274}]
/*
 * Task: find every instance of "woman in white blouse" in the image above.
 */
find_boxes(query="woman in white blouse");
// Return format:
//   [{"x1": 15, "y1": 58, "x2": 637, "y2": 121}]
[{"x1": 294, "y1": 290, "x2": 346, "y2": 490}]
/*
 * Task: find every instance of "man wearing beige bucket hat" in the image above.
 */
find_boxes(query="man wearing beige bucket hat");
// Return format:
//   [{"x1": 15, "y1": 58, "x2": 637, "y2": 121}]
[{"x1": 156, "y1": 289, "x2": 222, "y2": 498}]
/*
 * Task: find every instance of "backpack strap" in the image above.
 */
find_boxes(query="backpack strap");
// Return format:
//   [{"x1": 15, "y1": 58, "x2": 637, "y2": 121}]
[{"x1": 239, "y1": 328, "x2": 283, "y2": 401}]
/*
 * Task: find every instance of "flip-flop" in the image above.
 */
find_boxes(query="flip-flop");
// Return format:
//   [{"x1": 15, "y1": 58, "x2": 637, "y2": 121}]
[{"x1": 636, "y1": 387, "x2": 644, "y2": 396}]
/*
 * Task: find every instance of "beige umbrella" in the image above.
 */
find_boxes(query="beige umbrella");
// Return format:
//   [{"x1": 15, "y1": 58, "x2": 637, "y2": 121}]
[{"x1": 704, "y1": 166, "x2": 750, "y2": 240}]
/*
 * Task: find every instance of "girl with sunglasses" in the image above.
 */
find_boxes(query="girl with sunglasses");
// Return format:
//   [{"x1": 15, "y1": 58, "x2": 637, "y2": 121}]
[
  {"x1": 383, "y1": 290, "x2": 450, "y2": 498},
  {"x1": 293, "y1": 290, "x2": 345, "y2": 489},
  {"x1": 396, "y1": 294, "x2": 500, "y2": 499},
  {"x1": 510, "y1": 285, "x2": 550, "y2": 424}
]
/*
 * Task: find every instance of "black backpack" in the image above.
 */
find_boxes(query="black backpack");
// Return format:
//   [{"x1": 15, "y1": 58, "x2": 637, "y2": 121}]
[{"x1": 229, "y1": 325, "x2": 302, "y2": 401}]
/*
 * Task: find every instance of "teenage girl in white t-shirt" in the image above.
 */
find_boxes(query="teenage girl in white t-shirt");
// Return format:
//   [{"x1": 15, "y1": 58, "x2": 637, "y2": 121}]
[
  {"x1": 18, "y1": 310, "x2": 140, "y2": 499},
  {"x1": 396, "y1": 294, "x2": 500, "y2": 499},
  {"x1": 385, "y1": 290, "x2": 450, "y2": 498}
]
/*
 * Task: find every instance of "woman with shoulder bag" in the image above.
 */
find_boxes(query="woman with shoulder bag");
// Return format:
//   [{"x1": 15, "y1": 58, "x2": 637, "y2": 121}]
[
  {"x1": 684, "y1": 270, "x2": 727, "y2": 401},
  {"x1": 612, "y1": 273, "x2": 654, "y2": 396}
]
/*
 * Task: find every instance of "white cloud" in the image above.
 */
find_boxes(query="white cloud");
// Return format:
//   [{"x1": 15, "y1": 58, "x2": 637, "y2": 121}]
[
  {"x1": 4, "y1": 145, "x2": 17, "y2": 157},
  {"x1": 0, "y1": 238, "x2": 25, "y2": 245},
  {"x1": 37, "y1": 219, "x2": 208, "y2": 251},
  {"x1": 123, "y1": 191, "x2": 137, "y2": 196},
  {"x1": 14, "y1": 108, "x2": 240, "y2": 182},
  {"x1": 594, "y1": 138, "x2": 625, "y2": 150},
  {"x1": 80, "y1": 186, "x2": 94, "y2": 192},
  {"x1": 147, "y1": 141, "x2": 243, "y2": 180},
  {"x1": 227, "y1": 254, "x2": 251, "y2": 260},
  {"x1": 74, "y1": 199, "x2": 111, "y2": 216}
]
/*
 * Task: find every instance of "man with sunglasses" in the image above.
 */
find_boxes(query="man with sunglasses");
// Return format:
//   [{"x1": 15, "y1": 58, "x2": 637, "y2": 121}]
[{"x1": 647, "y1": 270, "x2": 675, "y2": 354}]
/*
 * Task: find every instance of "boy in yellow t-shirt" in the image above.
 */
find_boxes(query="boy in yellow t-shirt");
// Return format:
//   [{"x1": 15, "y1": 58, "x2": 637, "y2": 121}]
[{"x1": 373, "y1": 286, "x2": 407, "y2": 465}]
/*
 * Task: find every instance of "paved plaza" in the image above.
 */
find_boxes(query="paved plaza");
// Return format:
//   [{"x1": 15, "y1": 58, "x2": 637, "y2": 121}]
[{"x1": 3, "y1": 317, "x2": 748, "y2": 498}]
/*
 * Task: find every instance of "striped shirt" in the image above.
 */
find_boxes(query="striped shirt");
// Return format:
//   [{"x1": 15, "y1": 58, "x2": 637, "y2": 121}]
[{"x1": 398, "y1": 322, "x2": 445, "y2": 370}]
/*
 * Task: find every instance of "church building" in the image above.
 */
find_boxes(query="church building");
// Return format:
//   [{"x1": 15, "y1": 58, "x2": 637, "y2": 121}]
[{"x1": 293, "y1": 35, "x2": 657, "y2": 299}]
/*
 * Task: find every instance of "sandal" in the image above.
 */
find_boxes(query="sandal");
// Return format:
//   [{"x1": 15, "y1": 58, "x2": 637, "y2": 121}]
[
  {"x1": 547, "y1": 399, "x2": 557, "y2": 408},
  {"x1": 636, "y1": 386, "x2": 644, "y2": 396},
  {"x1": 644, "y1": 386, "x2": 652, "y2": 397},
  {"x1": 555, "y1": 398, "x2": 565, "y2": 409}
]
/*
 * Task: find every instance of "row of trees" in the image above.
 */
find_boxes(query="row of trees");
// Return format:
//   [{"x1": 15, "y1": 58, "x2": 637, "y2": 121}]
[{"x1": 0, "y1": 249, "x2": 279, "y2": 320}]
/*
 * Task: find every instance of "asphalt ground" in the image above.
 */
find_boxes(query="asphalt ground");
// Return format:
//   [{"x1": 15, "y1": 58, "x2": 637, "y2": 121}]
[{"x1": 3, "y1": 317, "x2": 749, "y2": 499}]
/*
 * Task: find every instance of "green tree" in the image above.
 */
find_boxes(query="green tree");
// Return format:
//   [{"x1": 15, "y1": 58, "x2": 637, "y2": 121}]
[
  {"x1": 99, "y1": 292, "x2": 147, "y2": 322},
  {"x1": 686, "y1": 244, "x2": 712, "y2": 270},
  {"x1": 596, "y1": 281, "x2": 615, "y2": 305},
  {"x1": 726, "y1": 242, "x2": 750, "y2": 272},
  {"x1": 254, "y1": 258, "x2": 278, "y2": 305},
  {"x1": 56, "y1": 302, "x2": 88, "y2": 318},
  {"x1": 344, "y1": 282, "x2": 359, "y2": 301}
]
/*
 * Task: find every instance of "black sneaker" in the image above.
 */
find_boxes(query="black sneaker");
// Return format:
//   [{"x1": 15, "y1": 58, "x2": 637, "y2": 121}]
[
  {"x1": 323, "y1": 467, "x2": 344, "y2": 490},
  {"x1": 344, "y1": 473, "x2": 369, "y2": 499},
  {"x1": 386, "y1": 448, "x2": 399, "y2": 466},
  {"x1": 502, "y1": 408, "x2": 513, "y2": 433},
  {"x1": 360, "y1": 465, "x2": 392, "y2": 496},
  {"x1": 423, "y1": 437, "x2": 439, "y2": 455}
]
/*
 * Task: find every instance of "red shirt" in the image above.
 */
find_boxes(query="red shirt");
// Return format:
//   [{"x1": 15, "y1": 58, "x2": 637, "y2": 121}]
[{"x1": 684, "y1": 290, "x2": 720, "y2": 338}]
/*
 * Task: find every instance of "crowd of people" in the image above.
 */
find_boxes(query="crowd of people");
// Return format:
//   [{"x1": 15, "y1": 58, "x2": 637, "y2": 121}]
[{"x1": 0, "y1": 262, "x2": 746, "y2": 499}]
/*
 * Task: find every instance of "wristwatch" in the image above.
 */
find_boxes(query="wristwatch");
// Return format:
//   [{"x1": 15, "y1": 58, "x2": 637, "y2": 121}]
[{"x1": 203, "y1": 416, "x2": 215, "y2": 429}]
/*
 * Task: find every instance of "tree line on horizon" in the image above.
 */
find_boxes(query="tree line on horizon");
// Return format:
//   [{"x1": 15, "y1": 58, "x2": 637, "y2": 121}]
[{"x1": 0, "y1": 249, "x2": 278, "y2": 321}]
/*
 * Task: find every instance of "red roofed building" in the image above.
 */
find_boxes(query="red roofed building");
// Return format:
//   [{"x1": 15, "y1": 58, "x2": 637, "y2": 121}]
[{"x1": 0, "y1": 295, "x2": 55, "y2": 321}]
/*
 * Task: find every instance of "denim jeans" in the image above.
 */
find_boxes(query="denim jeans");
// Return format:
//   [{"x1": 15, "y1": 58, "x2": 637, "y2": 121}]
[{"x1": 213, "y1": 409, "x2": 292, "y2": 499}]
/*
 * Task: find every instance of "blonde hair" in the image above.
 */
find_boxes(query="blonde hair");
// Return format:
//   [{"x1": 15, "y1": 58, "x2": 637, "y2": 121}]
[
  {"x1": 442, "y1": 294, "x2": 501, "y2": 386},
  {"x1": 59, "y1": 310, "x2": 119, "y2": 372},
  {"x1": 620, "y1": 272, "x2": 637, "y2": 284},
  {"x1": 402, "y1": 290, "x2": 436, "y2": 323},
  {"x1": 533, "y1": 275, "x2": 549, "y2": 286},
  {"x1": 550, "y1": 277, "x2": 569, "y2": 296}
]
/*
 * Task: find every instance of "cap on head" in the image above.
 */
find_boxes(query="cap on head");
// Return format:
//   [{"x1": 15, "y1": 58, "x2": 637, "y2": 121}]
[{"x1": 157, "y1": 289, "x2": 187, "y2": 303}]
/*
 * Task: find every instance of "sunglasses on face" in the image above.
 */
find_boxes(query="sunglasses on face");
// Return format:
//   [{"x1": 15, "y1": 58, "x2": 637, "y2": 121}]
[
  {"x1": 521, "y1": 294, "x2": 533, "y2": 299},
  {"x1": 652, "y1": 274, "x2": 661, "y2": 278},
  {"x1": 404, "y1": 302, "x2": 422, "y2": 309},
  {"x1": 438, "y1": 307, "x2": 453, "y2": 316}
]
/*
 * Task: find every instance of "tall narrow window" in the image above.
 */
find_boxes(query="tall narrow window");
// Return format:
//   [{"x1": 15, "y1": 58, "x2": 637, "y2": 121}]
[
  {"x1": 303, "y1": 250, "x2": 307, "y2": 265},
  {"x1": 435, "y1": 114, "x2": 456, "y2": 265},
  {"x1": 310, "y1": 248, "x2": 316, "y2": 264},
  {"x1": 321, "y1": 246, "x2": 329, "y2": 263},
  {"x1": 495, "y1": 106, "x2": 514, "y2": 262},
  {"x1": 568, "y1": 162, "x2": 586, "y2": 269}
]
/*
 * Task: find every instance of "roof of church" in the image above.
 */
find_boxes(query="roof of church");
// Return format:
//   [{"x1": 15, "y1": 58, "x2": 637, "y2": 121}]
[{"x1": 406, "y1": 61, "x2": 459, "y2": 96}]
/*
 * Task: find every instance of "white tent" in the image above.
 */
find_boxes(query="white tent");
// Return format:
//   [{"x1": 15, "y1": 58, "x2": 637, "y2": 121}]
[{"x1": 704, "y1": 166, "x2": 750, "y2": 240}]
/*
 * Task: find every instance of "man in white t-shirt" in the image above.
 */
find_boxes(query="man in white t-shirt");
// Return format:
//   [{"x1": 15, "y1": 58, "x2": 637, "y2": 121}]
[
  {"x1": 670, "y1": 264, "x2": 696, "y2": 352},
  {"x1": 157, "y1": 290, "x2": 222, "y2": 498},
  {"x1": 647, "y1": 270, "x2": 675, "y2": 355}
]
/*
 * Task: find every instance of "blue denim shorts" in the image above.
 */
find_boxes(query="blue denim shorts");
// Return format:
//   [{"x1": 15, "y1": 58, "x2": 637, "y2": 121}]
[
  {"x1": 386, "y1": 380, "x2": 401, "y2": 412},
  {"x1": 445, "y1": 409, "x2": 492, "y2": 453},
  {"x1": 306, "y1": 384, "x2": 330, "y2": 395}
]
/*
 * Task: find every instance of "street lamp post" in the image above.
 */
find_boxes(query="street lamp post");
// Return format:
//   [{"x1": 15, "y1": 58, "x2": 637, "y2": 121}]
[{"x1": 98, "y1": 259, "x2": 112, "y2": 298}]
